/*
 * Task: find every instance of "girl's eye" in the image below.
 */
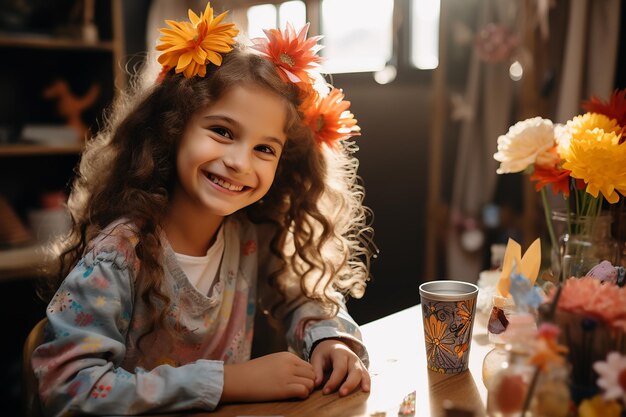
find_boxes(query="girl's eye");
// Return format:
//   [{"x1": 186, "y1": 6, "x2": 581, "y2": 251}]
[
  {"x1": 210, "y1": 127, "x2": 232, "y2": 139},
  {"x1": 255, "y1": 144, "x2": 276, "y2": 155}
]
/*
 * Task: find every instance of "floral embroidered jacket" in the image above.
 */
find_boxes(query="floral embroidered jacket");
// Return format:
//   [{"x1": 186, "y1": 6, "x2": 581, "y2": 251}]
[{"x1": 32, "y1": 214, "x2": 368, "y2": 416}]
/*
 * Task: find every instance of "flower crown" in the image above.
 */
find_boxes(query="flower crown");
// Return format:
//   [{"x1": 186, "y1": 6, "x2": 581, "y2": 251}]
[{"x1": 156, "y1": 2, "x2": 360, "y2": 149}]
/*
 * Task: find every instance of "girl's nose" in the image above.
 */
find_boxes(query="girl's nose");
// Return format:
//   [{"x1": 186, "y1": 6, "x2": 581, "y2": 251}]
[{"x1": 223, "y1": 145, "x2": 253, "y2": 174}]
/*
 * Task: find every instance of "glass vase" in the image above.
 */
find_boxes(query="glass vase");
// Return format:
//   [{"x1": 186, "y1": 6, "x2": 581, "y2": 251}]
[
  {"x1": 553, "y1": 309, "x2": 626, "y2": 404},
  {"x1": 551, "y1": 211, "x2": 619, "y2": 278}
]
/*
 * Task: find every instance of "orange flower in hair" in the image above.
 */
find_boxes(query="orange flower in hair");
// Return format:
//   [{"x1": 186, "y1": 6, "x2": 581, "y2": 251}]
[
  {"x1": 303, "y1": 88, "x2": 360, "y2": 148},
  {"x1": 157, "y1": 2, "x2": 238, "y2": 79},
  {"x1": 251, "y1": 23, "x2": 322, "y2": 85}
]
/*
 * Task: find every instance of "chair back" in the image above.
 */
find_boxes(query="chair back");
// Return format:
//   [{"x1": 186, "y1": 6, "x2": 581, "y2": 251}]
[{"x1": 22, "y1": 318, "x2": 47, "y2": 417}]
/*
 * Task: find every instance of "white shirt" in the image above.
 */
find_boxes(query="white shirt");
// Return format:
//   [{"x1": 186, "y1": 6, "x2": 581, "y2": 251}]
[{"x1": 174, "y1": 226, "x2": 225, "y2": 296}]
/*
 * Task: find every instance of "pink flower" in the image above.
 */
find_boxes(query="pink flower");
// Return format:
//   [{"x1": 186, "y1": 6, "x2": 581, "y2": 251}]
[{"x1": 550, "y1": 277, "x2": 626, "y2": 330}]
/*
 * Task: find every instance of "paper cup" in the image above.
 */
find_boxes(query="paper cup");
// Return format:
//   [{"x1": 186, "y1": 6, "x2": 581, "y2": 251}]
[{"x1": 419, "y1": 280, "x2": 479, "y2": 373}]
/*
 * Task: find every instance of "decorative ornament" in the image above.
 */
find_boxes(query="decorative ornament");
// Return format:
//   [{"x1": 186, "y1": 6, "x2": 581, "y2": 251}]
[
  {"x1": 474, "y1": 23, "x2": 519, "y2": 64},
  {"x1": 398, "y1": 390, "x2": 416, "y2": 416},
  {"x1": 43, "y1": 79, "x2": 100, "y2": 141}
]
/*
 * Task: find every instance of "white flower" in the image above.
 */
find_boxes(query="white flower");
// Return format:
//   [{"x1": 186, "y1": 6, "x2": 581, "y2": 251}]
[
  {"x1": 593, "y1": 351, "x2": 626, "y2": 403},
  {"x1": 476, "y1": 284, "x2": 496, "y2": 313},
  {"x1": 554, "y1": 122, "x2": 572, "y2": 159},
  {"x1": 494, "y1": 117, "x2": 555, "y2": 174}
]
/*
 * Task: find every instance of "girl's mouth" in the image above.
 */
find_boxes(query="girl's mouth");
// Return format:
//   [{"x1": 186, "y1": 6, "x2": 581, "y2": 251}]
[{"x1": 206, "y1": 173, "x2": 247, "y2": 192}]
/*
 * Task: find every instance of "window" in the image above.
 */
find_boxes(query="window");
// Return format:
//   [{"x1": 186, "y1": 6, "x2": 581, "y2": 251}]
[
  {"x1": 320, "y1": 0, "x2": 394, "y2": 74},
  {"x1": 245, "y1": 0, "x2": 440, "y2": 75},
  {"x1": 278, "y1": 1, "x2": 306, "y2": 29},
  {"x1": 410, "y1": 0, "x2": 440, "y2": 69},
  {"x1": 247, "y1": 1, "x2": 306, "y2": 39},
  {"x1": 247, "y1": 4, "x2": 276, "y2": 39}
]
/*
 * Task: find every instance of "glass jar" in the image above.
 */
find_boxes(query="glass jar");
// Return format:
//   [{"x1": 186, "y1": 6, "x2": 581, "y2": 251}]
[
  {"x1": 486, "y1": 349, "x2": 534, "y2": 417},
  {"x1": 551, "y1": 211, "x2": 619, "y2": 278},
  {"x1": 531, "y1": 365, "x2": 571, "y2": 417},
  {"x1": 484, "y1": 313, "x2": 537, "y2": 392},
  {"x1": 482, "y1": 342, "x2": 508, "y2": 389}
]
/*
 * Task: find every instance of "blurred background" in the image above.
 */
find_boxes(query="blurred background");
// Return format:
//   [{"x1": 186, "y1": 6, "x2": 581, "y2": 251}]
[{"x1": 1, "y1": 0, "x2": 625, "y2": 414}]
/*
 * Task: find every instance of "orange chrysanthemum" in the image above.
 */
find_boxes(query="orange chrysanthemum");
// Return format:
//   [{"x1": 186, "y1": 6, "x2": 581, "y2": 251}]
[
  {"x1": 583, "y1": 89, "x2": 626, "y2": 131},
  {"x1": 156, "y1": 2, "x2": 238, "y2": 79},
  {"x1": 251, "y1": 23, "x2": 322, "y2": 85},
  {"x1": 303, "y1": 88, "x2": 360, "y2": 148}
]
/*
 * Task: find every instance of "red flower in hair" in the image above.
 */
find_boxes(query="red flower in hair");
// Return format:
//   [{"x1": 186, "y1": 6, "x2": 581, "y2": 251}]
[
  {"x1": 303, "y1": 88, "x2": 360, "y2": 148},
  {"x1": 251, "y1": 23, "x2": 322, "y2": 85}
]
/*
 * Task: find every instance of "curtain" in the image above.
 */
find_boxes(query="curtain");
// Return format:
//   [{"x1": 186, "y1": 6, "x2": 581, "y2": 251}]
[
  {"x1": 443, "y1": 0, "x2": 621, "y2": 282},
  {"x1": 445, "y1": 0, "x2": 516, "y2": 283}
]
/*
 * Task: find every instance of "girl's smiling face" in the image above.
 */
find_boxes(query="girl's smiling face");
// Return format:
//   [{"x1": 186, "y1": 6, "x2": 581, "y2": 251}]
[{"x1": 173, "y1": 84, "x2": 288, "y2": 218}]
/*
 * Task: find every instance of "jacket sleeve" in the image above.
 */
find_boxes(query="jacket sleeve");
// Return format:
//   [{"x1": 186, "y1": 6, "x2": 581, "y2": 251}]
[
  {"x1": 32, "y1": 250, "x2": 224, "y2": 416},
  {"x1": 283, "y1": 293, "x2": 370, "y2": 367},
  {"x1": 255, "y1": 224, "x2": 369, "y2": 367}
]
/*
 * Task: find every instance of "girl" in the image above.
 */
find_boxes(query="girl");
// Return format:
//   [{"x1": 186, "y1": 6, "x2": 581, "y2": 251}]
[{"x1": 32, "y1": 3, "x2": 375, "y2": 416}]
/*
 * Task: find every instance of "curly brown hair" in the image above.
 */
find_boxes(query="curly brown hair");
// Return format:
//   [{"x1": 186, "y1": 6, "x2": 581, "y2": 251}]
[{"x1": 42, "y1": 46, "x2": 375, "y2": 351}]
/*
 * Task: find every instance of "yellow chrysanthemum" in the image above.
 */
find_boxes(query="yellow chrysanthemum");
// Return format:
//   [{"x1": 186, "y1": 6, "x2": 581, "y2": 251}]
[
  {"x1": 557, "y1": 112, "x2": 621, "y2": 159},
  {"x1": 156, "y1": 2, "x2": 238, "y2": 78},
  {"x1": 561, "y1": 113, "x2": 626, "y2": 203},
  {"x1": 578, "y1": 395, "x2": 622, "y2": 417}
]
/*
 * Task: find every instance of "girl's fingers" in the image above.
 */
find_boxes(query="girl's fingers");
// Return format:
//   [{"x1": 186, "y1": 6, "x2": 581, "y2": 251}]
[
  {"x1": 360, "y1": 366, "x2": 371, "y2": 392},
  {"x1": 337, "y1": 364, "x2": 362, "y2": 396},
  {"x1": 323, "y1": 356, "x2": 348, "y2": 394},
  {"x1": 309, "y1": 351, "x2": 326, "y2": 386},
  {"x1": 292, "y1": 375, "x2": 315, "y2": 392},
  {"x1": 339, "y1": 357, "x2": 370, "y2": 396},
  {"x1": 294, "y1": 362, "x2": 316, "y2": 380},
  {"x1": 287, "y1": 382, "x2": 312, "y2": 399}
]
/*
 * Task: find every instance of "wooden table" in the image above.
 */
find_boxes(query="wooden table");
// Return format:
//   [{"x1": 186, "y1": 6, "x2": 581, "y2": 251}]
[{"x1": 186, "y1": 305, "x2": 492, "y2": 417}]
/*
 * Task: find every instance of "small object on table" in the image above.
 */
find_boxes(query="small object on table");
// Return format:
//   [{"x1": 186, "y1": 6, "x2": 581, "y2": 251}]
[
  {"x1": 443, "y1": 399, "x2": 475, "y2": 417},
  {"x1": 398, "y1": 390, "x2": 415, "y2": 416},
  {"x1": 487, "y1": 306, "x2": 509, "y2": 334}
]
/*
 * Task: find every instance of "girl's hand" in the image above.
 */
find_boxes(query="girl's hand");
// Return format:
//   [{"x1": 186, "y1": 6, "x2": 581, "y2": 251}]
[
  {"x1": 222, "y1": 352, "x2": 315, "y2": 402},
  {"x1": 310, "y1": 339, "x2": 371, "y2": 396}
]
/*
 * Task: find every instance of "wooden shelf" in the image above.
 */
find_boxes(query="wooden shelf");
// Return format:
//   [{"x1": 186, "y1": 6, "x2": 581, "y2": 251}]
[
  {"x1": 0, "y1": 143, "x2": 83, "y2": 156},
  {"x1": 0, "y1": 33, "x2": 114, "y2": 51},
  {"x1": 0, "y1": 244, "x2": 47, "y2": 281}
]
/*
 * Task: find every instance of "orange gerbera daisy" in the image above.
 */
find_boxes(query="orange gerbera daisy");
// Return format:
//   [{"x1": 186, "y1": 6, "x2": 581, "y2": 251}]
[
  {"x1": 303, "y1": 88, "x2": 360, "y2": 148},
  {"x1": 251, "y1": 23, "x2": 322, "y2": 84},
  {"x1": 530, "y1": 165, "x2": 572, "y2": 197},
  {"x1": 157, "y1": 2, "x2": 238, "y2": 79}
]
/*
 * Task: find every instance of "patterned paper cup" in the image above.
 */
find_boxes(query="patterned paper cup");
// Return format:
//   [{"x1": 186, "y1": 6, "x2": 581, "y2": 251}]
[{"x1": 419, "y1": 280, "x2": 479, "y2": 373}]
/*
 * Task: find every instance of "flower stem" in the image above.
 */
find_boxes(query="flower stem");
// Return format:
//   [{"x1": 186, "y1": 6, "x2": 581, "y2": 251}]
[
  {"x1": 541, "y1": 188, "x2": 559, "y2": 275},
  {"x1": 521, "y1": 366, "x2": 541, "y2": 417}
]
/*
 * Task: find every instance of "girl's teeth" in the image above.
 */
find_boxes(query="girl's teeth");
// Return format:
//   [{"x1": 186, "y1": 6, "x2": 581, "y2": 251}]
[{"x1": 209, "y1": 175, "x2": 244, "y2": 191}]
